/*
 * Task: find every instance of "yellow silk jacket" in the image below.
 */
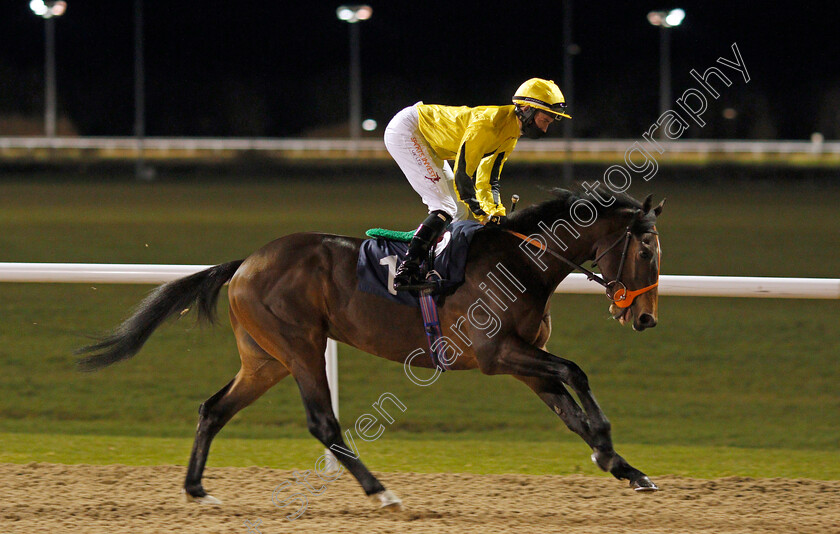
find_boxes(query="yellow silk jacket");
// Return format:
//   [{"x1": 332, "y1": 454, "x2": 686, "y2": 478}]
[{"x1": 416, "y1": 104, "x2": 521, "y2": 218}]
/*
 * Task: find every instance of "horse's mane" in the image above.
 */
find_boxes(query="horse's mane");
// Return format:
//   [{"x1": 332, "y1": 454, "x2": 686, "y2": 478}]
[{"x1": 501, "y1": 185, "x2": 655, "y2": 235}]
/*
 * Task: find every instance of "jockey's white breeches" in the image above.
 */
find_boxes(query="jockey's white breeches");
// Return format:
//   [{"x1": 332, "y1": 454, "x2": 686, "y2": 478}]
[{"x1": 384, "y1": 104, "x2": 469, "y2": 221}]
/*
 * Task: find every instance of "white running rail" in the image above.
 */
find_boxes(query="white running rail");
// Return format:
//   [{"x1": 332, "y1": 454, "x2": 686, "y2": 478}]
[{"x1": 1, "y1": 262, "x2": 838, "y2": 299}]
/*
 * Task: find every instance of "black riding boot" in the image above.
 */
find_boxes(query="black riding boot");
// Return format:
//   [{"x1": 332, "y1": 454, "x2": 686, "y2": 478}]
[{"x1": 393, "y1": 210, "x2": 452, "y2": 291}]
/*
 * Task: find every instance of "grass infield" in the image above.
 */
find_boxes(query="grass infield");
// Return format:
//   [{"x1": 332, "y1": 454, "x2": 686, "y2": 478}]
[{"x1": 1, "y1": 176, "x2": 838, "y2": 480}]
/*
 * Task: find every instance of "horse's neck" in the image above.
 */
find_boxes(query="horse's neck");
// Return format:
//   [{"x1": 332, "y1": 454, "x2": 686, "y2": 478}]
[{"x1": 512, "y1": 216, "x2": 618, "y2": 293}]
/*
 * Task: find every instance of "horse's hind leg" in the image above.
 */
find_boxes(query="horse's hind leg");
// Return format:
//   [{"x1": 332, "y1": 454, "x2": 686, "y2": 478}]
[
  {"x1": 292, "y1": 351, "x2": 402, "y2": 510},
  {"x1": 184, "y1": 316, "x2": 290, "y2": 504},
  {"x1": 234, "y1": 298, "x2": 401, "y2": 510}
]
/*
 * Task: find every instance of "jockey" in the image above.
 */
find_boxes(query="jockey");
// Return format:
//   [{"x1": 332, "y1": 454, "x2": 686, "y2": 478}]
[{"x1": 384, "y1": 78, "x2": 571, "y2": 290}]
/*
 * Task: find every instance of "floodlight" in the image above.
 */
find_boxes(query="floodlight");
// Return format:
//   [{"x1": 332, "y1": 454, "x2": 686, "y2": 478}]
[
  {"x1": 647, "y1": 8, "x2": 684, "y2": 28},
  {"x1": 664, "y1": 9, "x2": 685, "y2": 27},
  {"x1": 336, "y1": 5, "x2": 372, "y2": 23},
  {"x1": 30, "y1": 0, "x2": 67, "y2": 19}
]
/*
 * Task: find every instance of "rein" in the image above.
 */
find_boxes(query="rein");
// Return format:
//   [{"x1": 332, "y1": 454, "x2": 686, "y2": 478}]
[{"x1": 506, "y1": 225, "x2": 659, "y2": 308}]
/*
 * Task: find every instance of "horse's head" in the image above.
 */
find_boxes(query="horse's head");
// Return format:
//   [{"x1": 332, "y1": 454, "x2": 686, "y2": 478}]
[{"x1": 593, "y1": 194, "x2": 665, "y2": 332}]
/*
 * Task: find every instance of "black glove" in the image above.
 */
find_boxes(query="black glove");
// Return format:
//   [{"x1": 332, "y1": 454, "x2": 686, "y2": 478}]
[{"x1": 485, "y1": 215, "x2": 506, "y2": 226}]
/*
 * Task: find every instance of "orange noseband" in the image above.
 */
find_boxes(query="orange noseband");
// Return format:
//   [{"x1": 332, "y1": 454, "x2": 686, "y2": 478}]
[
  {"x1": 610, "y1": 281, "x2": 658, "y2": 308},
  {"x1": 611, "y1": 232, "x2": 661, "y2": 308}
]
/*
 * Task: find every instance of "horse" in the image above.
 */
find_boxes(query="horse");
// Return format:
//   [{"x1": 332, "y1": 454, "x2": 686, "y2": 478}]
[{"x1": 78, "y1": 186, "x2": 665, "y2": 510}]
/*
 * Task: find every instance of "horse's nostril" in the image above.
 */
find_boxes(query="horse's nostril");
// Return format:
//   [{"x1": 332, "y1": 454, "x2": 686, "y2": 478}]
[{"x1": 638, "y1": 313, "x2": 657, "y2": 328}]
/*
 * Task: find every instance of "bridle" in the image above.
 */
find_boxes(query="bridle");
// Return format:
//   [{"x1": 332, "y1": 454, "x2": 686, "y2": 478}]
[{"x1": 507, "y1": 221, "x2": 660, "y2": 309}]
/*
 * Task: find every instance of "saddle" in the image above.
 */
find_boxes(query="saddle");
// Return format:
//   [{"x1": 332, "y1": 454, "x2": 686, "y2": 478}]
[
  {"x1": 357, "y1": 221, "x2": 484, "y2": 370},
  {"x1": 356, "y1": 220, "x2": 481, "y2": 307},
  {"x1": 367, "y1": 228, "x2": 448, "y2": 293}
]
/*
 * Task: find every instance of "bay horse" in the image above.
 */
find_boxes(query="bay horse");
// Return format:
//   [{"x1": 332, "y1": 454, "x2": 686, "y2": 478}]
[{"x1": 78, "y1": 187, "x2": 665, "y2": 509}]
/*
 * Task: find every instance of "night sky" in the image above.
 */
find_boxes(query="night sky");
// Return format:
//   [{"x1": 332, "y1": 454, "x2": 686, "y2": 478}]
[{"x1": 1, "y1": 1, "x2": 838, "y2": 139}]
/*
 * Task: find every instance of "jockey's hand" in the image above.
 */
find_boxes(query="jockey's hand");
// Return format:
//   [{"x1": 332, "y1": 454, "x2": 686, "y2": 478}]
[{"x1": 485, "y1": 215, "x2": 506, "y2": 226}]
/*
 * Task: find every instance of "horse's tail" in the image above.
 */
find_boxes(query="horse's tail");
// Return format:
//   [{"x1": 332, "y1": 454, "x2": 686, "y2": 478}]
[{"x1": 76, "y1": 260, "x2": 245, "y2": 372}]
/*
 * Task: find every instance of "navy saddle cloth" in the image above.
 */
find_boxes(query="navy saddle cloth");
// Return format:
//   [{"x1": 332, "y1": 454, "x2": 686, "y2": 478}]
[{"x1": 357, "y1": 220, "x2": 483, "y2": 307}]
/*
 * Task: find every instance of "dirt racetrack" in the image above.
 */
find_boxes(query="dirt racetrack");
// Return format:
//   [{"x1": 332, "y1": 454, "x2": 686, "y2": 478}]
[{"x1": 1, "y1": 463, "x2": 838, "y2": 534}]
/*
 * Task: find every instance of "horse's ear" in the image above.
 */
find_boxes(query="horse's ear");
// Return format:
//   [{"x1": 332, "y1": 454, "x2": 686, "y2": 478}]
[
  {"x1": 653, "y1": 198, "x2": 666, "y2": 217},
  {"x1": 635, "y1": 194, "x2": 654, "y2": 220},
  {"x1": 641, "y1": 194, "x2": 654, "y2": 214}
]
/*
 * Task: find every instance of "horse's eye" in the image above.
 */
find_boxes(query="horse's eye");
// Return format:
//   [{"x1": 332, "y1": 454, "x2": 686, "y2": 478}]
[{"x1": 639, "y1": 250, "x2": 652, "y2": 260}]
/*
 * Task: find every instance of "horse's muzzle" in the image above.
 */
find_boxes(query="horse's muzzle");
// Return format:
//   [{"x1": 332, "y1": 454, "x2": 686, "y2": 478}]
[{"x1": 634, "y1": 313, "x2": 657, "y2": 331}]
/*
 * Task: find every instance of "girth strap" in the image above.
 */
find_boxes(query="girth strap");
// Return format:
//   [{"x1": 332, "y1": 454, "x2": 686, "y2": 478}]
[{"x1": 418, "y1": 288, "x2": 448, "y2": 371}]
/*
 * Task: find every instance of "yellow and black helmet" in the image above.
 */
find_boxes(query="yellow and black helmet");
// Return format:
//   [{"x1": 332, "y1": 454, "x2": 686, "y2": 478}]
[{"x1": 512, "y1": 78, "x2": 571, "y2": 120}]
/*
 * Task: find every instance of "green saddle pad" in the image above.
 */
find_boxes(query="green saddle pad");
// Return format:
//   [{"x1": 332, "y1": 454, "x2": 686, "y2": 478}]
[{"x1": 365, "y1": 228, "x2": 416, "y2": 242}]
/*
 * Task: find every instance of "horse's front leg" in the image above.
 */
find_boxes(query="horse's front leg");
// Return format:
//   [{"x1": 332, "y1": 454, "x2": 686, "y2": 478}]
[
  {"x1": 514, "y1": 375, "x2": 599, "y2": 448},
  {"x1": 482, "y1": 338, "x2": 657, "y2": 491},
  {"x1": 534, "y1": 305, "x2": 552, "y2": 351}
]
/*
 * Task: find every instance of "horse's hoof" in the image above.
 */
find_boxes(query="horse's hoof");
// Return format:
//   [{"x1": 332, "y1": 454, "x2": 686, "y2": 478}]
[
  {"x1": 370, "y1": 489, "x2": 402, "y2": 511},
  {"x1": 631, "y1": 476, "x2": 659, "y2": 492},
  {"x1": 183, "y1": 489, "x2": 223, "y2": 505}
]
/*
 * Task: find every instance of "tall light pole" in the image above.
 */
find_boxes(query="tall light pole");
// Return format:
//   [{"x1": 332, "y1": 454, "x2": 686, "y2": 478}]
[
  {"x1": 647, "y1": 8, "x2": 685, "y2": 118},
  {"x1": 562, "y1": 0, "x2": 577, "y2": 184},
  {"x1": 336, "y1": 5, "x2": 372, "y2": 140},
  {"x1": 134, "y1": 0, "x2": 152, "y2": 180},
  {"x1": 29, "y1": 0, "x2": 67, "y2": 138}
]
